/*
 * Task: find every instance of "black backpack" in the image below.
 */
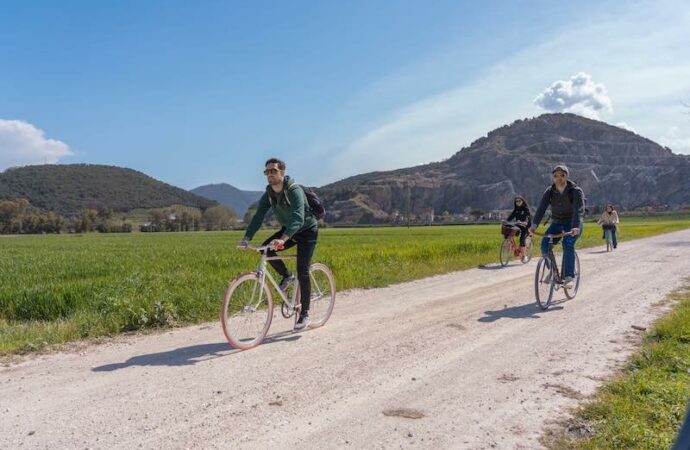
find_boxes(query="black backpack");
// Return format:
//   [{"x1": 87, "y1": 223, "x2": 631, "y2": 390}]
[{"x1": 301, "y1": 185, "x2": 326, "y2": 220}]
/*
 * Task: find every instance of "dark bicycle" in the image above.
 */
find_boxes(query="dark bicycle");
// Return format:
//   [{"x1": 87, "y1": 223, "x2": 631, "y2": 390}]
[{"x1": 532, "y1": 230, "x2": 581, "y2": 310}]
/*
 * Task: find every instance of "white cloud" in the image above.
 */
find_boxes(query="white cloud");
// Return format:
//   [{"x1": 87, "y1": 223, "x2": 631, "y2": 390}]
[
  {"x1": 0, "y1": 120, "x2": 72, "y2": 170},
  {"x1": 659, "y1": 126, "x2": 690, "y2": 153},
  {"x1": 534, "y1": 72, "x2": 613, "y2": 119}
]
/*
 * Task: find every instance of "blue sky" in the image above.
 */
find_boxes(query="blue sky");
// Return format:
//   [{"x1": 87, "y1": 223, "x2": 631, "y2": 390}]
[{"x1": 1, "y1": 0, "x2": 689, "y2": 190}]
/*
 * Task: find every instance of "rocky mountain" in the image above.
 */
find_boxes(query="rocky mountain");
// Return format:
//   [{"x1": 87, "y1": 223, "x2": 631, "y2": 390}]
[
  {"x1": 191, "y1": 183, "x2": 263, "y2": 216},
  {"x1": 0, "y1": 164, "x2": 217, "y2": 215},
  {"x1": 318, "y1": 113, "x2": 690, "y2": 223}
]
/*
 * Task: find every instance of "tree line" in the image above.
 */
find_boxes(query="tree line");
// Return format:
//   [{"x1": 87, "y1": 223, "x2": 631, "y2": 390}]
[
  {"x1": 140, "y1": 205, "x2": 236, "y2": 232},
  {"x1": 0, "y1": 199, "x2": 133, "y2": 234},
  {"x1": 0, "y1": 199, "x2": 237, "y2": 234}
]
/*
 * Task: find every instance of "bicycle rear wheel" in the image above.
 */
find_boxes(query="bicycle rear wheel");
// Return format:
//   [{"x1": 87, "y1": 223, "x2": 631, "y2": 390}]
[
  {"x1": 221, "y1": 273, "x2": 273, "y2": 350},
  {"x1": 500, "y1": 239, "x2": 513, "y2": 267},
  {"x1": 564, "y1": 252, "x2": 581, "y2": 300},
  {"x1": 535, "y1": 257, "x2": 554, "y2": 310},
  {"x1": 306, "y1": 263, "x2": 336, "y2": 328}
]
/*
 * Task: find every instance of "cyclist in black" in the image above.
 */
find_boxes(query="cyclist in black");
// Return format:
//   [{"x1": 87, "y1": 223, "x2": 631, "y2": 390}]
[{"x1": 506, "y1": 196, "x2": 531, "y2": 255}]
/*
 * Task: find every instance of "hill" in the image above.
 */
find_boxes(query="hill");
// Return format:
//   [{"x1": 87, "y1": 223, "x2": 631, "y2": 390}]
[
  {"x1": 318, "y1": 113, "x2": 690, "y2": 223},
  {"x1": 190, "y1": 183, "x2": 263, "y2": 216},
  {"x1": 0, "y1": 164, "x2": 217, "y2": 215}
]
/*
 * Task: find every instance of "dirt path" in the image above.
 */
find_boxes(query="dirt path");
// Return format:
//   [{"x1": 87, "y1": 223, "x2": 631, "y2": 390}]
[{"x1": 2, "y1": 229, "x2": 689, "y2": 449}]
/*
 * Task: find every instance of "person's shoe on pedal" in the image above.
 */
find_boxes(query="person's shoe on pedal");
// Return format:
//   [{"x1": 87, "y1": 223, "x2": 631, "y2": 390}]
[
  {"x1": 562, "y1": 276, "x2": 574, "y2": 287},
  {"x1": 279, "y1": 275, "x2": 296, "y2": 292},
  {"x1": 294, "y1": 314, "x2": 309, "y2": 331}
]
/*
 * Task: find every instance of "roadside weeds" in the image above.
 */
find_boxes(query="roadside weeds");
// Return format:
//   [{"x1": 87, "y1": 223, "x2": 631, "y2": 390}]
[{"x1": 541, "y1": 282, "x2": 690, "y2": 450}]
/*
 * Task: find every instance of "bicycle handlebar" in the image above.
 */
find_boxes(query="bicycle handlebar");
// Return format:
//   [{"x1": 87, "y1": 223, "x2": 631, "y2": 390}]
[
  {"x1": 238, "y1": 243, "x2": 285, "y2": 252},
  {"x1": 502, "y1": 220, "x2": 527, "y2": 226},
  {"x1": 530, "y1": 230, "x2": 576, "y2": 238}
]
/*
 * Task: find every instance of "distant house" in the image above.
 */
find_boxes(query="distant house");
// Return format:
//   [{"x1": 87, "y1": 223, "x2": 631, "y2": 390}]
[{"x1": 421, "y1": 207, "x2": 434, "y2": 225}]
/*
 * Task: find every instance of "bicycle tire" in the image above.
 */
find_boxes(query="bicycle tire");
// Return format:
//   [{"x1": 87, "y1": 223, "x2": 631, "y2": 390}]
[
  {"x1": 221, "y1": 273, "x2": 273, "y2": 350},
  {"x1": 564, "y1": 252, "x2": 581, "y2": 300},
  {"x1": 605, "y1": 229, "x2": 613, "y2": 252},
  {"x1": 535, "y1": 257, "x2": 554, "y2": 310},
  {"x1": 305, "y1": 263, "x2": 336, "y2": 328},
  {"x1": 500, "y1": 239, "x2": 512, "y2": 267}
]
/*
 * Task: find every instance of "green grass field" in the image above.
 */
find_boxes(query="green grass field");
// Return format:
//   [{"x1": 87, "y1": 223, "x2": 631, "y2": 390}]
[{"x1": 1, "y1": 216, "x2": 689, "y2": 355}]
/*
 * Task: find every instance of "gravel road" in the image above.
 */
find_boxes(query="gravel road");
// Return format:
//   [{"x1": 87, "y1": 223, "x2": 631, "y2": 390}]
[{"x1": 2, "y1": 229, "x2": 689, "y2": 449}]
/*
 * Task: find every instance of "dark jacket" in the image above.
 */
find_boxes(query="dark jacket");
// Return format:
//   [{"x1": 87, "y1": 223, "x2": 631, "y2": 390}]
[
  {"x1": 507, "y1": 206, "x2": 531, "y2": 227},
  {"x1": 532, "y1": 180, "x2": 585, "y2": 228},
  {"x1": 244, "y1": 176, "x2": 318, "y2": 240}
]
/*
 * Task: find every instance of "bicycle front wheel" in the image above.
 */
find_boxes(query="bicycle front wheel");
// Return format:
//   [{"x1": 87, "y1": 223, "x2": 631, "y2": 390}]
[
  {"x1": 500, "y1": 239, "x2": 512, "y2": 267},
  {"x1": 564, "y1": 252, "x2": 581, "y2": 300},
  {"x1": 221, "y1": 273, "x2": 273, "y2": 350},
  {"x1": 605, "y1": 230, "x2": 613, "y2": 252},
  {"x1": 535, "y1": 257, "x2": 554, "y2": 310},
  {"x1": 306, "y1": 263, "x2": 336, "y2": 328}
]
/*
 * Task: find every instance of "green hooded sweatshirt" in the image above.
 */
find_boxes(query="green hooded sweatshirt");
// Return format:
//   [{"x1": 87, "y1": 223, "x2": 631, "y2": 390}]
[{"x1": 244, "y1": 176, "x2": 318, "y2": 240}]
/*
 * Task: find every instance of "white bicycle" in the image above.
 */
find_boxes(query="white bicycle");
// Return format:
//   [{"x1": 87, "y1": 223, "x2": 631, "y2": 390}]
[{"x1": 221, "y1": 244, "x2": 336, "y2": 350}]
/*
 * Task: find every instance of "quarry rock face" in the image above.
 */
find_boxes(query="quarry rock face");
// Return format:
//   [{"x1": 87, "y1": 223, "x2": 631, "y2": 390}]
[{"x1": 318, "y1": 113, "x2": 690, "y2": 223}]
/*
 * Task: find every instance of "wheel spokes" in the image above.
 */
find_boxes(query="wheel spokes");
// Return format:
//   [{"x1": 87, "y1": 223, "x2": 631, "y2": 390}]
[{"x1": 224, "y1": 277, "x2": 271, "y2": 347}]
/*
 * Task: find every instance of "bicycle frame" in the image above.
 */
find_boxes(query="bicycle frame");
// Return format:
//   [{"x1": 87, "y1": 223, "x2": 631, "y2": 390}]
[
  {"x1": 532, "y1": 231, "x2": 574, "y2": 285},
  {"x1": 244, "y1": 244, "x2": 299, "y2": 309}
]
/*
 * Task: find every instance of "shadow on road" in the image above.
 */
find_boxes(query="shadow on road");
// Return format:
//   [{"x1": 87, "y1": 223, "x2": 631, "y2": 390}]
[
  {"x1": 478, "y1": 301, "x2": 564, "y2": 322},
  {"x1": 92, "y1": 331, "x2": 301, "y2": 372},
  {"x1": 477, "y1": 264, "x2": 513, "y2": 271},
  {"x1": 588, "y1": 249, "x2": 611, "y2": 254}
]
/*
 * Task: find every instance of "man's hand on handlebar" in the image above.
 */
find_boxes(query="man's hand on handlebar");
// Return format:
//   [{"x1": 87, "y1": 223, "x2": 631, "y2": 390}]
[{"x1": 269, "y1": 239, "x2": 286, "y2": 251}]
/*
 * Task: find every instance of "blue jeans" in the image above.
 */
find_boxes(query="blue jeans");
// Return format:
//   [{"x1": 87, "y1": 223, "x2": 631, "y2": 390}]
[{"x1": 540, "y1": 223, "x2": 581, "y2": 278}]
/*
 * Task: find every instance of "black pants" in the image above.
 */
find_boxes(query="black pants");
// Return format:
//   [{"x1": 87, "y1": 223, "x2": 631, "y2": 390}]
[
  {"x1": 516, "y1": 225, "x2": 529, "y2": 247},
  {"x1": 261, "y1": 226, "x2": 318, "y2": 316}
]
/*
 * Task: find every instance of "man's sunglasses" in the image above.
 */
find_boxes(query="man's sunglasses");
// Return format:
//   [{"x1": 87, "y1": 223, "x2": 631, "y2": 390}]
[{"x1": 263, "y1": 168, "x2": 280, "y2": 175}]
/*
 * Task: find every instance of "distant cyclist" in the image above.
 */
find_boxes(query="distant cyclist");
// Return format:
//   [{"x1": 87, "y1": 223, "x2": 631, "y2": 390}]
[
  {"x1": 505, "y1": 196, "x2": 531, "y2": 256},
  {"x1": 529, "y1": 164, "x2": 585, "y2": 285},
  {"x1": 598, "y1": 204, "x2": 619, "y2": 249},
  {"x1": 240, "y1": 158, "x2": 319, "y2": 331}
]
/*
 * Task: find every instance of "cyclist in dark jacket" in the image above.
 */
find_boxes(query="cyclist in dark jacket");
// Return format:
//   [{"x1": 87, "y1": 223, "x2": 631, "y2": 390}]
[
  {"x1": 530, "y1": 164, "x2": 585, "y2": 284},
  {"x1": 240, "y1": 158, "x2": 319, "y2": 331},
  {"x1": 506, "y1": 196, "x2": 531, "y2": 252}
]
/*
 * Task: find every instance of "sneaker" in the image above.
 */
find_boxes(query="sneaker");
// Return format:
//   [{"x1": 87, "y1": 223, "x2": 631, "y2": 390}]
[
  {"x1": 279, "y1": 275, "x2": 296, "y2": 292},
  {"x1": 562, "y1": 276, "x2": 574, "y2": 287},
  {"x1": 294, "y1": 314, "x2": 310, "y2": 331}
]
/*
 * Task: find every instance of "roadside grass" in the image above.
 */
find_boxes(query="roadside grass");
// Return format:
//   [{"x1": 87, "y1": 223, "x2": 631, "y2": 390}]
[
  {"x1": 544, "y1": 283, "x2": 690, "y2": 450},
  {"x1": 1, "y1": 216, "x2": 689, "y2": 355}
]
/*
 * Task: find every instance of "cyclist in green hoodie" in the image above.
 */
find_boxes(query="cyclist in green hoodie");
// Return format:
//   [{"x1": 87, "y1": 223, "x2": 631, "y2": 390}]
[{"x1": 240, "y1": 158, "x2": 319, "y2": 330}]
